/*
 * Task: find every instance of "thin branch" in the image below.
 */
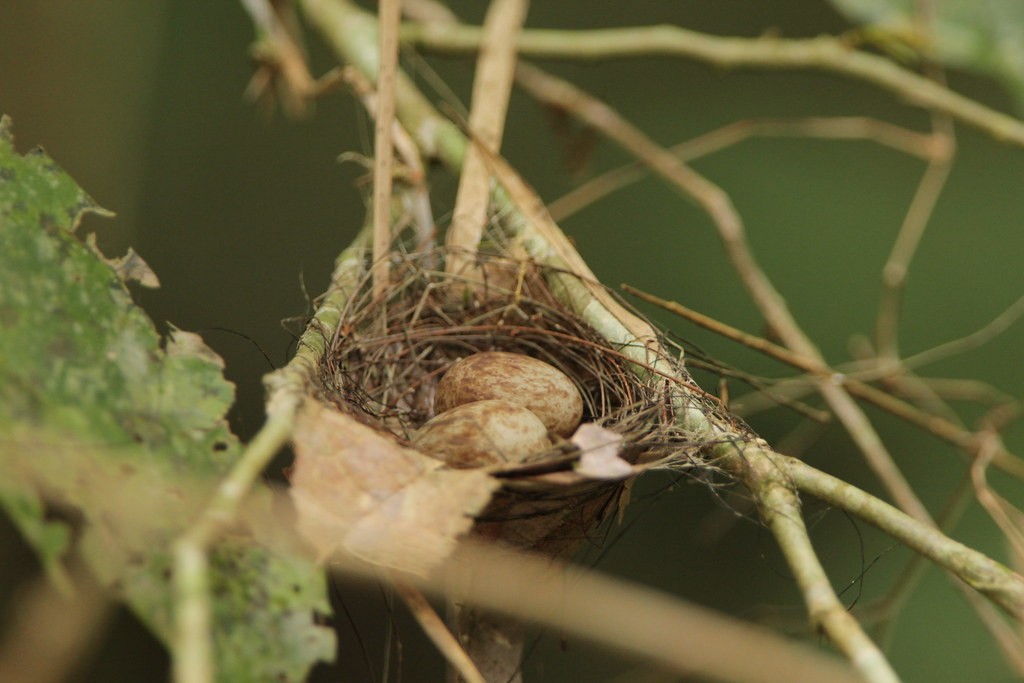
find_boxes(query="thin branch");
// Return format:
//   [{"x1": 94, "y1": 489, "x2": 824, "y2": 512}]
[
  {"x1": 623, "y1": 284, "x2": 1024, "y2": 481},
  {"x1": 874, "y1": 4, "x2": 946, "y2": 358},
  {"x1": 371, "y1": 0, "x2": 402, "y2": 300},
  {"x1": 401, "y1": 21, "x2": 1024, "y2": 150},
  {"x1": 402, "y1": 0, "x2": 457, "y2": 24},
  {"x1": 973, "y1": 433, "x2": 1024, "y2": 566},
  {"x1": 875, "y1": 109, "x2": 955, "y2": 358},
  {"x1": 445, "y1": 0, "x2": 529, "y2": 276},
  {"x1": 784, "y1": 454, "x2": 1024, "y2": 617},
  {"x1": 895, "y1": 293, "x2": 1024, "y2": 375},
  {"x1": 240, "y1": 0, "x2": 321, "y2": 116},
  {"x1": 900, "y1": 377, "x2": 1017, "y2": 408},
  {"x1": 393, "y1": 581, "x2": 485, "y2": 683},
  {"x1": 340, "y1": 66, "x2": 435, "y2": 250},
  {"x1": 414, "y1": 542, "x2": 866, "y2": 683},
  {"x1": 735, "y1": 341, "x2": 1021, "y2": 433},
  {"x1": 549, "y1": 116, "x2": 941, "y2": 222},
  {"x1": 858, "y1": 469, "x2": 973, "y2": 635},
  {"x1": 720, "y1": 443, "x2": 900, "y2": 683},
  {"x1": 514, "y1": 61, "x2": 932, "y2": 523},
  {"x1": 851, "y1": 460, "x2": 1024, "y2": 677}
]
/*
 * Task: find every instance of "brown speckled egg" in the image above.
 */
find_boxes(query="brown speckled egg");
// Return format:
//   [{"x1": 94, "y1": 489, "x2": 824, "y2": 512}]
[
  {"x1": 435, "y1": 352, "x2": 583, "y2": 436},
  {"x1": 413, "y1": 399, "x2": 551, "y2": 468}
]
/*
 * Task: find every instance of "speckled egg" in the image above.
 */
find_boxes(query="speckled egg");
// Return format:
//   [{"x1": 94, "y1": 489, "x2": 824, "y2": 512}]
[
  {"x1": 412, "y1": 399, "x2": 551, "y2": 468},
  {"x1": 435, "y1": 352, "x2": 583, "y2": 436}
]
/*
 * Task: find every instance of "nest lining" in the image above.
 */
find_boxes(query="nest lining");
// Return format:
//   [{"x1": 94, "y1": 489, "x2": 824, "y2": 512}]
[{"x1": 316, "y1": 249, "x2": 725, "y2": 476}]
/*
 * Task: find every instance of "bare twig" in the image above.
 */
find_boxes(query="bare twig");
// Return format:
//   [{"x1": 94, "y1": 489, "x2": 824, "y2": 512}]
[
  {"x1": 784, "y1": 454, "x2": 1024, "y2": 618},
  {"x1": 623, "y1": 284, "x2": 1024, "y2": 481},
  {"x1": 858, "y1": 470, "x2": 973, "y2": 632},
  {"x1": 851, "y1": 461, "x2": 1024, "y2": 678},
  {"x1": 241, "y1": 0, "x2": 341, "y2": 116},
  {"x1": 401, "y1": 22, "x2": 1024, "y2": 150},
  {"x1": 445, "y1": 0, "x2": 529, "y2": 276},
  {"x1": 549, "y1": 116, "x2": 942, "y2": 222},
  {"x1": 893, "y1": 293, "x2": 1024, "y2": 375},
  {"x1": 393, "y1": 581, "x2": 485, "y2": 683},
  {"x1": 371, "y1": 0, "x2": 402, "y2": 300},
  {"x1": 514, "y1": 61, "x2": 932, "y2": 523},
  {"x1": 973, "y1": 433, "x2": 1024, "y2": 567},
  {"x1": 341, "y1": 66, "x2": 435, "y2": 249},
  {"x1": 875, "y1": 108, "x2": 955, "y2": 358},
  {"x1": 898, "y1": 377, "x2": 1017, "y2": 408},
  {"x1": 418, "y1": 542, "x2": 867, "y2": 683},
  {"x1": 720, "y1": 443, "x2": 900, "y2": 683}
]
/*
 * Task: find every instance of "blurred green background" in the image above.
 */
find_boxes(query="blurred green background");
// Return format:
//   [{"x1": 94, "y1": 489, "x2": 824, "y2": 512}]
[{"x1": 2, "y1": 1, "x2": 1023, "y2": 681}]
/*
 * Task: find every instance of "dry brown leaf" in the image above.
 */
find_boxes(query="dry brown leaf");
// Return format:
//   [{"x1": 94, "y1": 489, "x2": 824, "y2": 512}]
[
  {"x1": 290, "y1": 402, "x2": 500, "y2": 575},
  {"x1": 572, "y1": 423, "x2": 632, "y2": 480},
  {"x1": 85, "y1": 234, "x2": 160, "y2": 288}
]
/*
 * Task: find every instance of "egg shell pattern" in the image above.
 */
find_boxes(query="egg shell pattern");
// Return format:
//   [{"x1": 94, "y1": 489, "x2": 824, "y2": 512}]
[
  {"x1": 435, "y1": 352, "x2": 583, "y2": 436},
  {"x1": 413, "y1": 399, "x2": 551, "y2": 468}
]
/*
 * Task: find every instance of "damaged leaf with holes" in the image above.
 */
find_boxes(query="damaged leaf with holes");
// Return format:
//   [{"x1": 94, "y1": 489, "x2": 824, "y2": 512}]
[{"x1": 0, "y1": 115, "x2": 333, "y2": 682}]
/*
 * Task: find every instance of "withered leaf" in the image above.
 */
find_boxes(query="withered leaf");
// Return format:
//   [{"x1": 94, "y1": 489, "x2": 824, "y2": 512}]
[
  {"x1": 85, "y1": 233, "x2": 161, "y2": 288},
  {"x1": 291, "y1": 402, "x2": 500, "y2": 575}
]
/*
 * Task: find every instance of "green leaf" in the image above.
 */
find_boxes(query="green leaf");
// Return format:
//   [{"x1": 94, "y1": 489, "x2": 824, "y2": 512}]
[
  {"x1": 830, "y1": 0, "x2": 1024, "y2": 111},
  {"x1": 0, "y1": 115, "x2": 333, "y2": 682}
]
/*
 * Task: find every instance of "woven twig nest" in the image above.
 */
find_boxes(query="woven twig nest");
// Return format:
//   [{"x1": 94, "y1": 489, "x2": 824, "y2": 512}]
[
  {"x1": 283, "y1": 240, "x2": 755, "y2": 682},
  {"x1": 313, "y1": 248, "x2": 723, "y2": 559}
]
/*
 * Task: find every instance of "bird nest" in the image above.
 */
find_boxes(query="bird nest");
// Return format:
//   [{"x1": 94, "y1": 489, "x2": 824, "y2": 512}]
[{"x1": 313, "y1": 248, "x2": 731, "y2": 556}]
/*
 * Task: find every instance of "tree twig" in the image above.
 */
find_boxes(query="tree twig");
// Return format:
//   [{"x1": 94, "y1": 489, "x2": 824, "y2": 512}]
[
  {"x1": 371, "y1": 0, "x2": 402, "y2": 300},
  {"x1": 548, "y1": 116, "x2": 942, "y2": 222},
  {"x1": 973, "y1": 433, "x2": 1024, "y2": 568},
  {"x1": 415, "y1": 542, "x2": 867, "y2": 683},
  {"x1": 719, "y1": 443, "x2": 900, "y2": 683},
  {"x1": 444, "y1": 0, "x2": 528, "y2": 276},
  {"x1": 513, "y1": 61, "x2": 932, "y2": 524},
  {"x1": 240, "y1": 0, "x2": 321, "y2": 116},
  {"x1": 783, "y1": 454, "x2": 1024, "y2": 617},
  {"x1": 892, "y1": 293, "x2": 1024, "y2": 376},
  {"x1": 339, "y1": 66, "x2": 435, "y2": 251},
  {"x1": 393, "y1": 581, "x2": 485, "y2": 683},
  {"x1": 622, "y1": 284, "x2": 1024, "y2": 481},
  {"x1": 401, "y1": 21, "x2": 1024, "y2": 150},
  {"x1": 875, "y1": 100, "x2": 955, "y2": 358}
]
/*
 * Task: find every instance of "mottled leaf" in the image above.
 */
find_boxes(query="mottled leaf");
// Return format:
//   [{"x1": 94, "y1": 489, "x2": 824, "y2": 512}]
[
  {"x1": 291, "y1": 402, "x2": 500, "y2": 575},
  {"x1": 830, "y1": 0, "x2": 1024, "y2": 110},
  {"x1": 0, "y1": 115, "x2": 332, "y2": 682}
]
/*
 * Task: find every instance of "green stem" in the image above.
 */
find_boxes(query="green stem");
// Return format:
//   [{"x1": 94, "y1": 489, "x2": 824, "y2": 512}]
[
  {"x1": 717, "y1": 441, "x2": 902, "y2": 683},
  {"x1": 401, "y1": 22, "x2": 1024, "y2": 150},
  {"x1": 785, "y1": 454, "x2": 1024, "y2": 617}
]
